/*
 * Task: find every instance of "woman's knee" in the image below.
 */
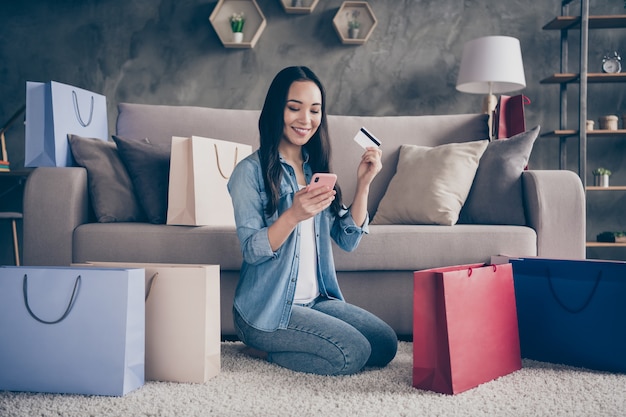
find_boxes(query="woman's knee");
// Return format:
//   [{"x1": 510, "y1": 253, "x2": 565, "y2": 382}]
[
  {"x1": 335, "y1": 333, "x2": 372, "y2": 375},
  {"x1": 367, "y1": 327, "x2": 398, "y2": 367},
  {"x1": 311, "y1": 332, "x2": 371, "y2": 375}
]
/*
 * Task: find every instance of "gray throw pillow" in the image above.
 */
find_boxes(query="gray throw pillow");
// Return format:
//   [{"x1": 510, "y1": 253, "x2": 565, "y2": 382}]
[
  {"x1": 372, "y1": 140, "x2": 489, "y2": 226},
  {"x1": 113, "y1": 135, "x2": 171, "y2": 224},
  {"x1": 68, "y1": 134, "x2": 145, "y2": 223},
  {"x1": 458, "y1": 125, "x2": 540, "y2": 225}
]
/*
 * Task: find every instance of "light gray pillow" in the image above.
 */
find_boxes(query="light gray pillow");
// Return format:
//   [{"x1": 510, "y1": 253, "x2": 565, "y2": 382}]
[
  {"x1": 372, "y1": 140, "x2": 488, "y2": 226},
  {"x1": 459, "y1": 126, "x2": 540, "y2": 225},
  {"x1": 68, "y1": 134, "x2": 146, "y2": 223}
]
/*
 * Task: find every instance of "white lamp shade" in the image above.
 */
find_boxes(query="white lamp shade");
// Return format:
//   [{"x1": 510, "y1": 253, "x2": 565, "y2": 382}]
[{"x1": 456, "y1": 36, "x2": 526, "y2": 94}]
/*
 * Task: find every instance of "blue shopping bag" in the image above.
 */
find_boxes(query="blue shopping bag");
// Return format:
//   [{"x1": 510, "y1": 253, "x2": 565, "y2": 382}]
[
  {"x1": 510, "y1": 258, "x2": 626, "y2": 372},
  {"x1": 0, "y1": 266, "x2": 145, "y2": 396},
  {"x1": 25, "y1": 81, "x2": 108, "y2": 167}
]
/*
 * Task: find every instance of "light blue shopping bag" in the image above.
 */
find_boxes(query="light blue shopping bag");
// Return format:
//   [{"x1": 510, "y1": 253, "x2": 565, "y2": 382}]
[
  {"x1": 0, "y1": 266, "x2": 145, "y2": 396},
  {"x1": 25, "y1": 81, "x2": 108, "y2": 167}
]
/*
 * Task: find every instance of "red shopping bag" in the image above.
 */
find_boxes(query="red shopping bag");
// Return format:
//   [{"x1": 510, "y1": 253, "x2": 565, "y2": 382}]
[
  {"x1": 413, "y1": 263, "x2": 521, "y2": 395},
  {"x1": 493, "y1": 94, "x2": 530, "y2": 139}
]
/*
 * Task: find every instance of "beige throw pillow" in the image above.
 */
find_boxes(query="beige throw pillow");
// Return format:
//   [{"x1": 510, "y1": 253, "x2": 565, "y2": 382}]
[{"x1": 372, "y1": 140, "x2": 488, "y2": 226}]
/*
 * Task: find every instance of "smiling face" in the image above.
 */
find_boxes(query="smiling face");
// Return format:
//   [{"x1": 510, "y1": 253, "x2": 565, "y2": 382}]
[{"x1": 281, "y1": 80, "x2": 323, "y2": 150}]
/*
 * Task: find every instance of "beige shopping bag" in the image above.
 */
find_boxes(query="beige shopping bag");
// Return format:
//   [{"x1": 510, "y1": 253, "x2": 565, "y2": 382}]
[
  {"x1": 82, "y1": 262, "x2": 221, "y2": 384},
  {"x1": 166, "y1": 136, "x2": 252, "y2": 226}
]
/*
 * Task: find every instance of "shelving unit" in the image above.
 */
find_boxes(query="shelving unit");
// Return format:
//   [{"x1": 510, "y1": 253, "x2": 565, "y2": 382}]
[
  {"x1": 280, "y1": 0, "x2": 319, "y2": 14},
  {"x1": 332, "y1": 1, "x2": 377, "y2": 45},
  {"x1": 209, "y1": 0, "x2": 267, "y2": 49},
  {"x1": 540, "y1": 1, "x2": 626, "y2": 252}
]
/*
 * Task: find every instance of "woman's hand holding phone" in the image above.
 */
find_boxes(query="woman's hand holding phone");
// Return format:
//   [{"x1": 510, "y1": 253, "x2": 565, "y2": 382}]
[
  {"x1": 307, "y1": 173, "x2": 337, "y2": 192},
  {"x1": 289, "y1": 173, "x2": 336, "y2": 222}
]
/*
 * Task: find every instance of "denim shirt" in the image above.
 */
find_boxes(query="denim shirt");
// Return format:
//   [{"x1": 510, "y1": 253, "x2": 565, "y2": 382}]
[{"x1": 227, "y1": 150, "x2": 369, "y2": 332}]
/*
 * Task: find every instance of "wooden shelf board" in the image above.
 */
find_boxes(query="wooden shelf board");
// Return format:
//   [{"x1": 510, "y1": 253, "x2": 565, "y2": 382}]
[
  {"x1": 586, "y1": 129, "x2": 626, "y2": 136},
  {"x1": 541, "y1": 73, "x2": 626, "y2": 84},
  {"x1": 541, "y1": 129, "x2": 626, "y2": 138},
  {"x1": 543, "y1": 15, "x2": 626, "y2": 30},
  {"x1": 586, "y1": 242, "x2": 626, "y2": 247},
  {"x1": 586, "y1": 186, "x2": 626, "y2": 191}
]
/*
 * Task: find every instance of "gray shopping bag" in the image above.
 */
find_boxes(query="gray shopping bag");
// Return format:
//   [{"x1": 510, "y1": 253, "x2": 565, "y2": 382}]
[
  {"x1": 25, "y1": 81, "x2": 108, "y2": 167},
  {"x1": 0, "y1": 266, "x2": 145, "y2": 396}
]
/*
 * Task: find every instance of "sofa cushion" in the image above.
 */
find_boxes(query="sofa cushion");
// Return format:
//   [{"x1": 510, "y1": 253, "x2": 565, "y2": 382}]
[
  {"x1": 458, "y1": 126, "x2": 540, "y2": 225},
  {"x1": 372, "y1": 140, "x2": 488, "y2": 226},
  {"x1": 68, "y1": 134, "x2": 145, "y2": 223},
  {"x1": 332, "y1": 224, "x2": 537, "y2": 271},
  {"x1": 72, "y1": 223, "x2": 537, "y2": 272},
  {"x1": 113, "y1": 136, "x2": 171, "y2": 224},
  {"x1": 73, "y1": 223, "x2": 244, "y2": 269}
]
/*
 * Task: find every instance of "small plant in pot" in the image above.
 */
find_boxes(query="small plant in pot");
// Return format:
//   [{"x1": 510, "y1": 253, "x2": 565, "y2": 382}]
[
  {"x1": 230, "y1": 12, "x2": 245, "y2": 43},
  {"x1": 592, "y1": 167, "x2": 612, "y2": 187},
  {"x1": 597, "y1": 231, "x2": 626, "y2": 243},
  {"x1": 347, "y1": 10, "x2": 361, "y2": 39}
]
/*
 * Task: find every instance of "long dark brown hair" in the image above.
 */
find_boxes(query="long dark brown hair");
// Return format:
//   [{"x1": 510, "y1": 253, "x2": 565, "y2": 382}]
[{"x1": 258, "y1": 66, "x2": 342, "y2": 216}]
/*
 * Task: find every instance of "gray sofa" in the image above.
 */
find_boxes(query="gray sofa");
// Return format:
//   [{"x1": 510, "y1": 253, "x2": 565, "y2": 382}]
[{"x1": 23, "y1": 103, "x2": 586, "y2": 337}]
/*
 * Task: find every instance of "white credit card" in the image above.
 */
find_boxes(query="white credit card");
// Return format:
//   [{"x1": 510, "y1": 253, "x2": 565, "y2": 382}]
[{"x1": 353, "y1": 127, "x2": 381, "y2": 149}]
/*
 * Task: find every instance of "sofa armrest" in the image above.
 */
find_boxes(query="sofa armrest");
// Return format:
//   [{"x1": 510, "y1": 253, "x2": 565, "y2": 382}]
[
  {"x1": 23, "y1": 167, "x2": 89, "y2": 266},
  {"x1": 522, "y1": 170, "x2": 585, "y2": 259}
]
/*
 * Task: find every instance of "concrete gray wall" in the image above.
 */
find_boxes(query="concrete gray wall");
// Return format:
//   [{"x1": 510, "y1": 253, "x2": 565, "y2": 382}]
[{"x1": 0, "y1": 0, "x2": 625, "y2": 262}]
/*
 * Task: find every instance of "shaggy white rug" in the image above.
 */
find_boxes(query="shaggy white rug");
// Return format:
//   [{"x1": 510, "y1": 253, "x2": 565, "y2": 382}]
[{"x1": 1, "y1": 341, "x2": 625, "y2": 417}]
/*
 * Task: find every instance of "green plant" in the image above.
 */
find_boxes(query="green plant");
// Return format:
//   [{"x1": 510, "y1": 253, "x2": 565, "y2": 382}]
[
  {"x1": 597, "y1": 231, "x2": 626, "y2": 242},
  {"x1": 592, "y1": 167, "x2": 612, "y2": 176},
  {"x1": 347, "y1": 10, "x2": 361, "y2": 29},
  {"x1": 230, "y1": 12, "x2": 245, "y2": 33}
]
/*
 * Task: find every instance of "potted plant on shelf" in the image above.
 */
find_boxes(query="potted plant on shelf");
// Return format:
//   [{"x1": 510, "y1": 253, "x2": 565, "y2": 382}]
[
  {"x1": 592, "y1": 167, "x2": 612, "y2": 187},
  {"x1": 230, "y1": 12, "x2": 245, "y2": 43},
  {"x1": 347, "y1": 10, "x2": 361, "y2": 39},
  {"x1": 597, "y1": 231, "x2": 626, "y2": 243}
]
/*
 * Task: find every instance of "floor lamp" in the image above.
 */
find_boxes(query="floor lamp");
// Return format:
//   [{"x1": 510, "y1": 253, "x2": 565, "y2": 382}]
[{"x1": 456, "y1": 36, "x2": 526, "y2": 140}]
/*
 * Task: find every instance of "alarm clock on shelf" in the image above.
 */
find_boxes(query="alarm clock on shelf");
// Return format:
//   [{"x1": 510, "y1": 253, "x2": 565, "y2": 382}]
[{"x1": 602, "y1": 51, "x2": 622, "y2": 74}]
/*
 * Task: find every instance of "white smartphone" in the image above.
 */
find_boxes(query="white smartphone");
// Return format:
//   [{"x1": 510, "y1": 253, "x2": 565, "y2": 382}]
[
  {"x1": 307, "y1": 173, "x2": 337, "y2": 191},
  {"x1": 353, "y1": 127, "x2": 381, "y2": 149}
]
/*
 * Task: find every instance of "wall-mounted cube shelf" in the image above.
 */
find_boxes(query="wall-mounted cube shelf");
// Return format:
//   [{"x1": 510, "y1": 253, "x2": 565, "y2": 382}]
[
  {"x1": 332, "y1": 1, "x2": 377, "y2": 45},
  {"x1": 209, "y1": 0, "x2": 267, "y2": 49},
  {"x1": 280, "y1": 0, "x2": 319, "y2": 14}
]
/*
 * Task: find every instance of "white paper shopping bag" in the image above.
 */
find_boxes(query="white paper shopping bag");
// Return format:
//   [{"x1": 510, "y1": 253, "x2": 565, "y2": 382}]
[
  {"x1": 166, "y1": 136, "x2": 252, "y2": 226},
  {"x1": 83, "y1": 262, "x2": 221, "y2": 383}
]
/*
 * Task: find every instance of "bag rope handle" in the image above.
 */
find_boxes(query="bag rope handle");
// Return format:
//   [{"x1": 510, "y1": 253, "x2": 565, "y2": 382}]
[
  {"x1": 214, "y1": 144, "x2": 239, "y2": 180},
  {"x1": 466, "y1": 264, "x2": 497, "y2": 277},
  {"x1": 145, "y1": 272, "x2": 158, "y2": 301},
  {"x1": 547, "y1": 268, "x2": 602, "y2": 314},
  {"x1": 72, "y1": 90, "x2": 94, "y2": 127},
  {"x1": 23, "y1": 274, "x2": 81, "y2": 325}
]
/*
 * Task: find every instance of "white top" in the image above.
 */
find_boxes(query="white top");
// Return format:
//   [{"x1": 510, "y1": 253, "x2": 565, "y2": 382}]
[{"x1": 294, "y1": 185, "x2": 320, "y2": 304}]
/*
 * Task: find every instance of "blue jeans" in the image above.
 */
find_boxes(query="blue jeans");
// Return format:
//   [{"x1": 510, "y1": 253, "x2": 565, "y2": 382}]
[{"x1": 233, "y1": 297, "x2": 398, "y2": 375}]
